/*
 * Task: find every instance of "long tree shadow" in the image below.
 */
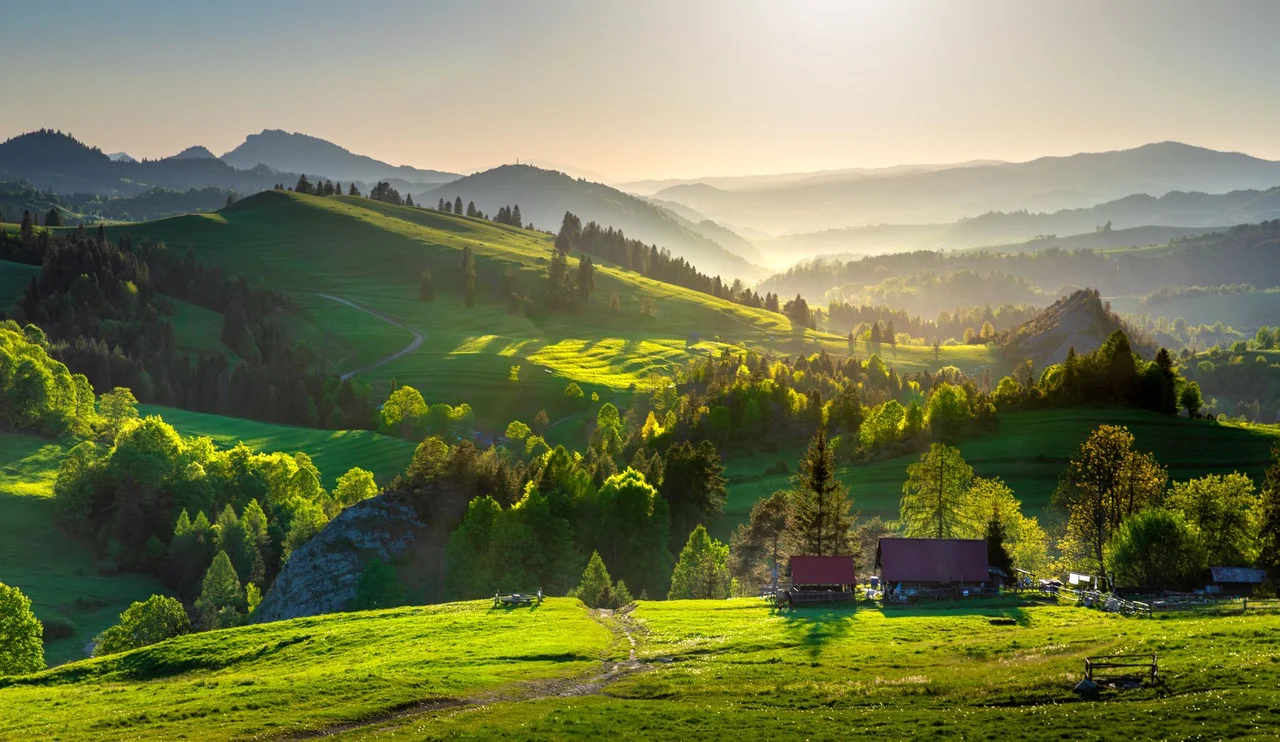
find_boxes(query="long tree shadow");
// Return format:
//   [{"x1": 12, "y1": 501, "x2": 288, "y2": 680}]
[
  {"x1": 773, "y1": 605, "x2": 858, "y2": 661},
  {"x1": 879, "y1": 594, "x2": 1046, "y2": 626}
]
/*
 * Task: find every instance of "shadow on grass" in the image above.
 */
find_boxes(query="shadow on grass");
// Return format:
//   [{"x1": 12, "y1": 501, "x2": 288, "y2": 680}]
[
  {"x1": 773, "y1": 605, "x2": 858, "y2": 661},
  {"x1": 879, "y1": 594, "x2": 1054, "y2": 626}
]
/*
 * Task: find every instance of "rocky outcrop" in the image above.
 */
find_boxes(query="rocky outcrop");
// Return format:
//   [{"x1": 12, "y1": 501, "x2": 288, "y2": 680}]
[{"x1": 254, "y1": 494, "x2": 427, "y2": 623}]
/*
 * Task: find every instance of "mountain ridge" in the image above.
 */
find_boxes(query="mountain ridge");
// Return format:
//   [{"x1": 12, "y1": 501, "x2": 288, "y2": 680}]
[
  {"x1": 656, "y1": 141, "x2": 1280, "y2": 235},
  {"x1": 221, "y1": 129, "x2": 457, "y2": 186},
  {"x1": 420, "y1": 164, "x2": 766, "y2": 280}
]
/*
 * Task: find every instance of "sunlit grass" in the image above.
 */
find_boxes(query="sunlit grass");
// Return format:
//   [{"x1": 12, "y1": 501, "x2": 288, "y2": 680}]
[
  {"x1": 137, "y1": 404, "x2": 417, "y2": 486},
  {"x1": 0, "y1": 432, "x2": 167, "y2": 667}
]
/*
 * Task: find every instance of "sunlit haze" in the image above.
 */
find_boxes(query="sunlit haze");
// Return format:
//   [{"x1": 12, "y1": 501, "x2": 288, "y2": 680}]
[{"x1": 3, "y1": 0, "x2": 1279, "y2": 180}]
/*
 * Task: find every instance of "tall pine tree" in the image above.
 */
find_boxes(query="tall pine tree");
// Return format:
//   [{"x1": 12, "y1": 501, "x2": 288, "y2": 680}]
[{"x1": 791, "y1": 428, "x2": 853, "y2": 555}]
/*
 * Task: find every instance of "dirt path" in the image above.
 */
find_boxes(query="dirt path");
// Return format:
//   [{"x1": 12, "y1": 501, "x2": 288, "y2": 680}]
[
  {"x1": 283, "y1": 607, "x2": 650, "y2": 740},
  {"x1": 314, "y1": 294, "x2": 424, "y2": 381}
]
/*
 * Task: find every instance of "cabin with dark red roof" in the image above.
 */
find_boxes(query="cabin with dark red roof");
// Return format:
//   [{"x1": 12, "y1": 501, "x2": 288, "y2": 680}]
[
  {"x1": 875, "y1": 538, "x2": 990, "y2": 593},
  {"x1": 779, "y1": 555, "x2": 857, "y2": 606}
]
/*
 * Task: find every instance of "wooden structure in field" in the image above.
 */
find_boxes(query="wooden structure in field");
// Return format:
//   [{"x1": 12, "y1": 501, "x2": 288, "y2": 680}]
[
  {"x1": 1205, "y1": 566, "x2": 1266, "y2": 597},
  {"x1": 875, "y1": 538, "x2": 990, "y2": 599},
  {"x1": 779, "y1": 555, "x2": 856, "y2": 606},
  {"x1": 1085, "y1": 653, "x2": 1158, "y2": 686}
]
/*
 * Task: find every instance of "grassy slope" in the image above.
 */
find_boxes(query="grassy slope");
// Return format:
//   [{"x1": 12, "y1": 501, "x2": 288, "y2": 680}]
[
  {"x1": 0, "y1": 599, "x2": 611, "y2": 740},
  {"x1": 2, "y1": 597, "x2": 1277, "y2": 740},
  {"x1": 0, "y1": 432, "x2": 167, "y2": 667},
  {"x1": 167, "y1": 298, "x2": 238, "y2": 360},
  {"x1": 138, "y1": 404, "x2": 417, "y2": 486},
  {"x1": 721, "y1": 407, "x2": 1280, "y2": 536},
  {"x1": 0, "y1": 259, "x2": 38, "y2": 307},
  {"x1": 108, "y1": 193, "x2": 1000, "y2": 430}
]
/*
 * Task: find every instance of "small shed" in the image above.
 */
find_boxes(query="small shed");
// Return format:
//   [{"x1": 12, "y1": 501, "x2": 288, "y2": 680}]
[
  {"x1": 875, "y1": 538, "x2": 989, "y2": 591},
  {"x1": 789, "y1": 555, "x2": 857, "y2": 590},
  {"x1": 781, "y1": 555, "x2": 857, "y2": 606},
  {"x1": 1206, "y1": 566, "x2": 1266, "y2": 596}
]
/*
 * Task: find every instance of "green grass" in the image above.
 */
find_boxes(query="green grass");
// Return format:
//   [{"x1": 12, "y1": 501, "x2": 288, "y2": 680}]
[
  {"x1": 0, "y1": 431, "x2": 167, "y2": 667},
  {"x1": 720, "y1": 407, "x2": 1280, "y2": 536},
  {"x1": 138, "y1": 405, "x2": 418, "y2": 486},
  {"x1": 5, "y1": 596, "x2": 1277, "y2": 740},
  {"x1": 0, "y1": 259, "x2": 38, "y2": 308},
  {"x1": 108, "y1": 193, "x2": 1000, "y2": 432},
  {"x1": 167, "y1": 298, "x2": 238, "y2": 360},
  {"x1": 0, "y1": 599, "x2": 611, "y2": 740}
]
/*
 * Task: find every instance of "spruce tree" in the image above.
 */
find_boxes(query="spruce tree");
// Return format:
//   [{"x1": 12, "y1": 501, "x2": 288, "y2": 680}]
[
  {"x1": 791, "y1": 428, "x2": 852, "y2": 555},
  {"x1": 985, "y1": 512, "x2": 1014, "y2": 581},
  {"x1": 511, "y1": 204, "x2": 522, "y2": 228},
  {"x1": 454, "y1": 196, "x2": 463, "y2": 214}
]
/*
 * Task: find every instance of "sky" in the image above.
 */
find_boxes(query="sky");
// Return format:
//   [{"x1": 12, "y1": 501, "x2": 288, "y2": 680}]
[{"x1": 2, "y1": 0, "x2": 1279, "y2": 181}]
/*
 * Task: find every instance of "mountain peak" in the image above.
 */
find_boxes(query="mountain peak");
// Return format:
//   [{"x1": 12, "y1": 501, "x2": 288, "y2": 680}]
[
  {"x1": 168, "y1": 145, "x2": 217, "y2": 160},
  {"x1": 221, "y1": 130, "x2": 457, "y2": 185}
]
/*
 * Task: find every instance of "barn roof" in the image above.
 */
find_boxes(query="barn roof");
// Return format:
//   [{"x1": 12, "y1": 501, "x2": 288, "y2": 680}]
[
  {"x1": 789, "y1": 555, "x2": 856, "y2": 586},
  {"x1": 875, "y1": 538, "x2": 989, "y2": 583},
  {"x1": 1209, "y1": 566, "x2": 1266, "y2": 584}
]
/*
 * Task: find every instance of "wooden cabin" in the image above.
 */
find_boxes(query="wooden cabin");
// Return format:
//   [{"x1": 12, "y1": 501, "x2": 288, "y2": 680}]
[
  {"x1": 875, "y1": 538, "x2": 990, "y2": 597},
  {"x1": 1205, "y1": 566, "x2": 1266, "y2": 597},
  {"x1": 781, "y1": 555, "x2": 856, "y2": 606}
]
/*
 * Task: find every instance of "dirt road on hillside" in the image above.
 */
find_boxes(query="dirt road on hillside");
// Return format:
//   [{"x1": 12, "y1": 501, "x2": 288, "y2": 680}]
[{"x1": 314, "y1": 294, "x2": 424, "y2": 381}]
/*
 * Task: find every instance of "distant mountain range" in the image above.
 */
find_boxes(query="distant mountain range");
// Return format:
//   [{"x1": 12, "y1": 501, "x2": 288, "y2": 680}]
[
  {"x1": 753, "y1": 184, "x2": 1280, "y2": 263},
  {"x1": 421, "y1": 165, "x2": 766, "y2": 279},
  {"x1": 618, "y1": 160, "x2": 1005, "y2": 196},
  {"x1": 656, "y1": 142, "x2": 1280, "y2": 235},
  {"x1": 221, "y1": 129, "x2": 457, "y2": 188},
  {"x1": 0, "y1": 130, "x2": 292, "y2": 196}
]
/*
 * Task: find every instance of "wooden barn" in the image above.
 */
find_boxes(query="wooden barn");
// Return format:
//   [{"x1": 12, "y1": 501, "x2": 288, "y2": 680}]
[
  {"x1": 1205, "y1": 566, "x2": 1267, "y2": 597},
  {"x1": 781, "y1": 555, "x2": 857, "y2": 606},
  {"x1": 875, "y1": 538, "x2": 990, "y2": 597}
]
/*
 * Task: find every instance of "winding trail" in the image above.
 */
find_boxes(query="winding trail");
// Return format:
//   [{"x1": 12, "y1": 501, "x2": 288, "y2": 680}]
[
  {"x1": 283, "y1": 608, "x2": 651, "y2": 740},
  {"x1": 314, "y1": 294, "x2": 424, "y2": 381}
]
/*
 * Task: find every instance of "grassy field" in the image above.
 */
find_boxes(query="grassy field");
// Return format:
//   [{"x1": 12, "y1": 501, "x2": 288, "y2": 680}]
[
  {"x1": 0, "y1": 432, "x2": 167, "y2": 667},
  {"x1": 0, "y1": 599, "x2": 611, "y2": 740},
  {"x1": 0, "y1": 259, "x2": 38, "y2": 308},
  {"x1": 108, "y1": 193, "x2": 1001, "y2": 432},
  {"x1": 168, "y1": 298, "x2": 237, "y2": 360},
  {"x1": 3, "y1": 596, "x2": 1276, "y2": 740},
  {"x1": 138, "y1": 404, "x2": 418, "y2": 486},
  {"x1": 720, "y1": 407, "x2": 1280, "y2": 536}
]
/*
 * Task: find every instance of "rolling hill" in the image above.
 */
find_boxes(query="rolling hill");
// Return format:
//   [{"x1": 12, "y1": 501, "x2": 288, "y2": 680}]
[
  {"x1": 419, "y1": 165, "x2": 766, "y2": 280},
  {"x1": 105, "y1": 190, "x2": 998, "y2": 431},
  {"x1": 658, "y1": 142, "x2": 1280, "y2": 235},
  {"x1": 221, "y1": 129, "x2": 457, "y2": 187}
]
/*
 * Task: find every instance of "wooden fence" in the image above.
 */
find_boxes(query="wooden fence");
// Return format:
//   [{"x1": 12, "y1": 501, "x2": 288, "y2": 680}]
[{"x1": 1150, "y1": 597, "x2": 1280, "y2": 614}]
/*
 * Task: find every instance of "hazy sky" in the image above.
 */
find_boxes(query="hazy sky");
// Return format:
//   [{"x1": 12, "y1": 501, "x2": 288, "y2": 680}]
[{"x1": 3, "y1": 0, "x2": 1279, "y2": 181}]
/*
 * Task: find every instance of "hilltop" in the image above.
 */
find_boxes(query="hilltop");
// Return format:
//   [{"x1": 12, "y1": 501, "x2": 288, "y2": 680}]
[
  {"x1": 1000, "y1": 289, "x2": 1153, "y2": 366},
  {"x1": 420, "y1": 164, "x2": 765, "y2": 280},
  {"x1": 221, "y1": 129, "x2": 457, "y2": 187},
  {"x1": 166, "y1": 145, "x2": 217, "y2": 160},
  {"x1": 657, "y1": 141, "x2": 1280, "y2": 234}
]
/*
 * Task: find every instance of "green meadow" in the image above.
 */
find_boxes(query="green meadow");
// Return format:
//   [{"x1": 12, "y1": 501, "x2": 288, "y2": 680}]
[
  {"x1": 2, "y1": 596, "x2": 1276, "y2": 740},
  {"x1": 0, "y1": 258, "x2": 38, "y2": 307},
  {"x1": 138, "y1": 404, "x2": 418, "y2": 486},
  {"x1": 0, "y1": 431, "x2": 167, "y2": 667},
  {"x1": 720, "y1": 407, "x2": 1280, "y2": 535}
]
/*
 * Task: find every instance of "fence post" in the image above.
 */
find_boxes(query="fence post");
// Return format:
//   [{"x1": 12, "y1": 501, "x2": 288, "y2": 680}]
[{"x1": 1243, "y1": 598, "x2": 1248, "y2": 614}]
